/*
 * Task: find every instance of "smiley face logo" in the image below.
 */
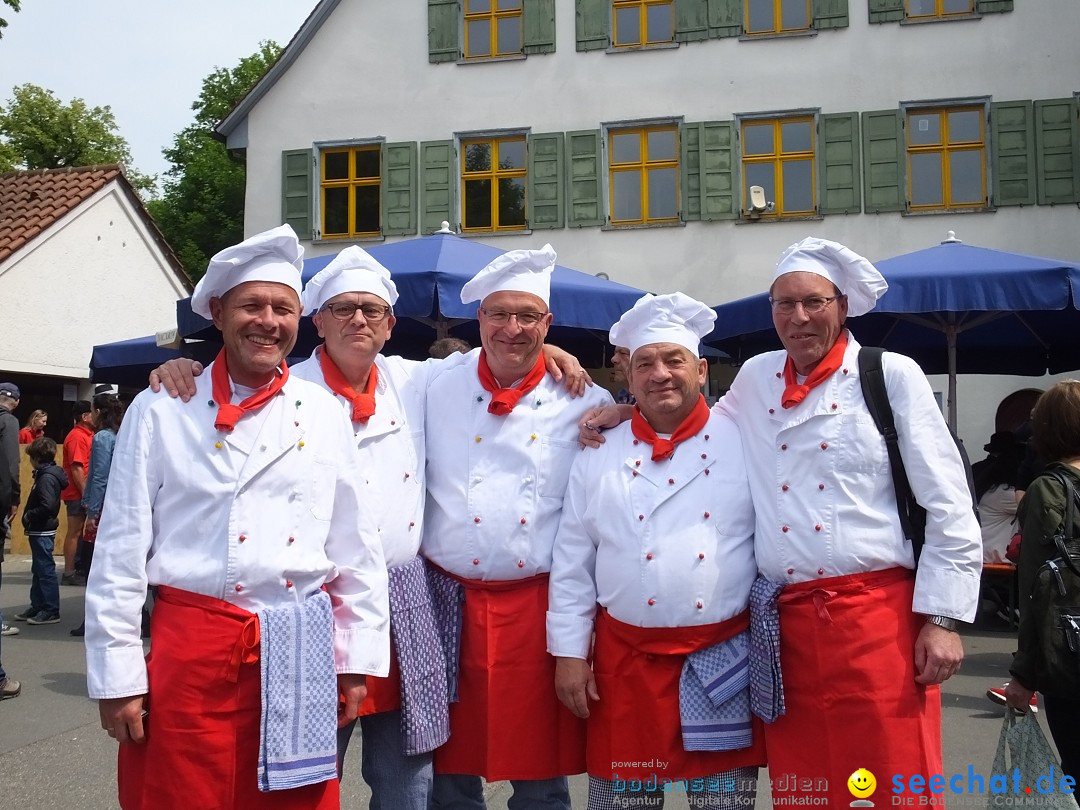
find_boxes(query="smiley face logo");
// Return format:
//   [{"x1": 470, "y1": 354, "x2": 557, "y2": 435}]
[{"x1": 848, "y1": 768, "x2": 877, "y2": 800}]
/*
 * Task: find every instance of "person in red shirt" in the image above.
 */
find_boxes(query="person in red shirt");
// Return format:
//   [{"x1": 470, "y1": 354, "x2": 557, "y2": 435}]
[
  {"x1": 60, "y1": 401, "x2": 94, "y2": 585},
  {"x1": 18, "y1": 410, "x2": 47, "y2": 444}
]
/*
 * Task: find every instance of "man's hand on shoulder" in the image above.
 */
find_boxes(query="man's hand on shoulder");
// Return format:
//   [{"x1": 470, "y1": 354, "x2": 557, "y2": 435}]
[
  {"x1": 578, "y1": 404, "x2": 633, "y2": 448},
  {"x1": 913, "y1": 621, "x2": 963, "y2": 685},
  {"x1": 542, "y1": 344, "x2": 593, "y2": 398},
  {"x1": 149, "y1": 359, "x2": 203, "y2": 401}
]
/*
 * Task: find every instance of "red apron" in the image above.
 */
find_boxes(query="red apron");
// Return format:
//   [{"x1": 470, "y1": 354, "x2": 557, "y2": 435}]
[
  {"x1": 358, "y1": 638, "x2": 401, "y2": 716},
  {"x1": 432, "y1": 571, "x2": 586, "y2": 780},
  {"x1": 590, "y1": 609, "x2": 766, "y2": 781},
  {"x1": 766, "y1": 567, "x2": 943, "y2": 808},
  {"x1": 118, "y1": 586, "x2": 338, "y2": 810}
]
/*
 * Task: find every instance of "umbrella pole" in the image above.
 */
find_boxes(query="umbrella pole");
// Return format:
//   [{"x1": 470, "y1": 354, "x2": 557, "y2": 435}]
[{"x1": 946, "y1": 323, "x2": 958, "y2": 434}]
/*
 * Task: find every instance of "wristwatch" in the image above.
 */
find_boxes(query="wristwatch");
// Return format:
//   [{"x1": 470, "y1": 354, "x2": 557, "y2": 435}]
[{"x1": 925, "y1": 614, "x2": 959, "y2": 632}]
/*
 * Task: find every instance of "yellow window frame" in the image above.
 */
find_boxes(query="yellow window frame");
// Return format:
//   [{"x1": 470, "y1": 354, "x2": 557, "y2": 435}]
[
  {"x1": 612, "y1": 0, "x2": 674, "y2": 47},
  {"x1": 905, "y1": 0, "x2": 974, "y2": 19},
  {"x1": 460, "y1": 136, "x2": 528, "y2": 232},
  {"x1": 608, "y1": 126, "x2": 679, "y2": 226},
  {"x1": 464, "y1": 1, "x2": 523, "y2": 59},
  {"x1": 740, "y1": 117, "x2": 816, "y2": 217},
  {"x1": 744, "y1": 0, "x2": 812, "y2": 35},
  {"x1": 320, "y1": 146, "x2": 380, "y2": 239},
  {"x1": 906, "y1": 106, "x2": 986, "y2": 211}
]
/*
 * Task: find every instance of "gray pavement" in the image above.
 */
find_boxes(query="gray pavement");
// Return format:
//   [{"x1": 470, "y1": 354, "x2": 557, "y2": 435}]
[{"x1": 0, "y1": 553, "x2": 1062, "y2": 809}]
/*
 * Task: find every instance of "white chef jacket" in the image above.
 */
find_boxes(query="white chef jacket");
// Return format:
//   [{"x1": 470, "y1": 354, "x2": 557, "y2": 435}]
[
  {"x1": 547, "y1": 411, "x2": 756, "y2": 660},
  {"x1": 715, "y1": 331, "x2": 981, "y2": 622},
  {"x1": 85, "y1": 364, "x2": 391, "y2": 699},
  {"x1": 423, "y1": 356, "x2": 614, "y2": 581}
]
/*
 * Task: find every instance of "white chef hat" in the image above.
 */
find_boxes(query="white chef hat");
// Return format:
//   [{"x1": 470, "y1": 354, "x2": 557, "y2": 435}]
[
  {"x1": 191, "y1": 224, "x2": 304, "y2": 318},
  {"x1": 771, "y1": 237, "x2": 888, "y2": 317},
  {"x1": 459, "y1": 244, "x2": 556, "y2": 306},
  {"x1": 609, "y1": 292, "x2": 717, "y2": 358},
  {"x1": 301, "y1": 246, "x2": 399, "y2": 316}
]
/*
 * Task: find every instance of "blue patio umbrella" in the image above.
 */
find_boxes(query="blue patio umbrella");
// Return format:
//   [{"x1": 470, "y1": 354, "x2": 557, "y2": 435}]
[
  {"x1": 90, "y1": 334, "x2": 183, "y2": 388},
  {"x1": 704, "y1": 234, "x2": 1080, "y2": 431}
]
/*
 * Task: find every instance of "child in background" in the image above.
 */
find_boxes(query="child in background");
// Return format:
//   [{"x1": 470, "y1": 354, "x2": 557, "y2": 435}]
[{"x1": 13, "y1": 437, "x2": 68, "y2": 625}]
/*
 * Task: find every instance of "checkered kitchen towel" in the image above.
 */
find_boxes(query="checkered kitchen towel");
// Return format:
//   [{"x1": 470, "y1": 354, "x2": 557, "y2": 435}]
[
  {"x1": 680, "y1": 630, "x2": 753, "y2": 752},
  {"x1": 748, "y1": 575, "x2": 785, "y2": 723},
  {"x1": 257, "y1": 590, "x2": 338, "y2": 792},
  {"x1": 389, "y1": 556, "x2": 451, "y2": 755},
  {"x1": 425, "y1": 561, "x2": 466, "y2": 702}
]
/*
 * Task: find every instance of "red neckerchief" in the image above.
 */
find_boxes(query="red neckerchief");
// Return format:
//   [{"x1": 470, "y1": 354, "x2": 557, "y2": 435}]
[
  {"x1": 781, "y1": 331, "x2": 849, "y2": 409},
  {"x1": 210, "y1": 347, "x2": 289, "y2": 432},
  {"x1": 630, "y1": 394, "x2": 710, "y2": 462},
  {"x1": 319, "y1": 347, "x2": 377, "y2": 424},
  {"x1": 477, "y1": 350, "x2": 546, "y2": 416}
]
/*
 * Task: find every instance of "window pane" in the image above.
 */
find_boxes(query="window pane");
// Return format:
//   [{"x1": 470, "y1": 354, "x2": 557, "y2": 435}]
[
  {"x1": 497, "y1": 15, "x2": 521, "y2": 53},
  {"x1": 612, "y1": 132, "x2": 641, "y2": 164},
  {"x1": 782, "y1": 159, "x2": 813, "y2": 212},
  {"x1": 647, "y1": 167, "x2": 677, "y2": 219},
  {"x1": 324, "y1": 187, "x2": 349, "y2": 234},
  {"x1": 467, "y1": 0, "x2": 490, "y2": 12},
  {"x1": 910, "y1": 152, "x2": 943, "y2": 206},
  {"x1": 646, "y1": 129, "x2": 677, "y2": 161},
  {"x1": 467, "y1": 19, "x2": 491, "y2": 56},
  {"x1": 612, "y1": 170, "x2": 642, "y2": 221},
  {"x1": 498, "y1": 177, "x2": 527, "y2": 226},
  {"x1": 907, "y1": 0, "x2": 935, "y2": 15},
  {"x1": 781, "y1": 0, "x2": 809, "y2": 29},
  {"x1": 646, "y1": 3, "x2": 672, "y2": 42},
  {"x1": 498, "y1": 139, "x2": 526, "y2": 170},
  {"x1": 355, "y1": 149, "x2": 380, "y2": 179},
  {"x1": 497, "y1": 0, "x2": 521, "y2": 9},
  {"x1": 943, "y1": 0, "x2": 973, "y2": 12},
  {"x1": 614, "y1": 6, "x2": 641, "y2": 45},
  {"x1": 464, "y1": 179, "x2": 492, "y2": 229},
  {"x1": 909, "y1": 113, "x2": 941, "y2": 146},
  {"x1": 324, "y1": 152, "x2": 349, "y2": 181},
  {"x1": 781, "y1": 120, "x2": 812, "y2": 154},
  {"x1": 948, "y1": 110, "x2": 981, "y2": 144},
  {"x1": 949, "y1": 150, "x2": 984, "y2": 204},
  {"x1": 464, "y1": 142, "x2": 492, "y2": 173},
  {"x1": 743, "y1": 123, "x2": 774, "y2": 156},
  {"x1": 747, "y1": 0, "x2": 775, "y2": 32},
  {"x1": 744, "y1": 163, "x2": 775, "y2": 209},
  {"x1": 355, "y1": 186, "x2": 380, "y2": 233}
]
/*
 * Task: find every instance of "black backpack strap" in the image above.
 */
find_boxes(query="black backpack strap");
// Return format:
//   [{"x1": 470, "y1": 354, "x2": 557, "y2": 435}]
[
  {"x1": 858, "y1": 347, "x2": 923, "y2": 563},
  {"x1": 1044, "y1": 468, "x2": 1080, "y2": 578}
]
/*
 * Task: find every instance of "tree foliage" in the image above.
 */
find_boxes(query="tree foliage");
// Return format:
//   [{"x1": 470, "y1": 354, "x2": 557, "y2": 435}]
[
  {"x1": 0, "y1": 83, "x2": 154, "y2": 192},
  {"x1": 147, "y1": 41, "x2": 281, "y2": 282},
  {"x1": 0, "y1": 0, "x2": 21, "y2": 39}
]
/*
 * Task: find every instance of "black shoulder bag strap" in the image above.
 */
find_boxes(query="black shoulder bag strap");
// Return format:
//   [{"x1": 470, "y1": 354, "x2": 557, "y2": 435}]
[
  {"x1": 1046, "y1": 468, "x2": 1080, "y2": 578},
  {"x1": 858, "y1": 347, "x2": 924, "y2": 563}
]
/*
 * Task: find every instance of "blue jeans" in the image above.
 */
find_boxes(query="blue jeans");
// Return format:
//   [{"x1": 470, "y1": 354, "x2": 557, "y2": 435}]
[
  {"x1": 28, "y1": 532, "x2": 59, "y2": 615},
  {"x1": 431, "y1": 773, "x2": 571, "y2": 810},
  {"x1": 337, "y1": 710, "x2": 433, "y2": 810}
]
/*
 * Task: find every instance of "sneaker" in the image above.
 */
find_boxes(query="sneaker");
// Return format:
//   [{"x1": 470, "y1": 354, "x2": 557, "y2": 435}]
[
  {"x1": 986, "y1": 684, "x2": 1038, "y2": 712},
  {"x1": 0, "y1": 623, "x2": 18, "y2": 636},
  {"x1": 12, "y1": 608, "x2": 35, "y2": 622},
  {"x1": 61, "y1": 571, "x2": 87, "y2": 586},
  {"x1": 0, "y1": 678, "x2": 20, "y2": 700},
  {"x1": 69, "y1": 623, "x2": 85, "y2": 637},
  {"x1": 26, "y1": 611, "x2": 60, "y2": 626}
]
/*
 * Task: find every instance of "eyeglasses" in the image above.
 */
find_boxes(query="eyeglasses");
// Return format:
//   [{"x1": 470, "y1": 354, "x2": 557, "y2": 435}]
[
  {"x1": 768, "y1": 295, "x2": 843, "y2": 315},
  {"x1": 321, "y1": 302, "x2": 392, "y2": 322},
  {"x1": 480, "y1": 308, "x2": 548, "y2": 327}
]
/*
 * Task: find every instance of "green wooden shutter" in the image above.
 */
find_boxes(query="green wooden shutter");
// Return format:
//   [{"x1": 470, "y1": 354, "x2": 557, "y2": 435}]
[
  {"x1": 281, "y1": 149, "x2": 313, "y2": 240},
  {"x1": 566, "y1": 130, "x2": 604, "y2": 226},
  {"x1": 708, "y1": 0, "x2": 742, "y2": 37},
  {"x1": 675, "y1": 0, "x2": 709, "y2": 42},
  {"x1": 528, "y1": 132, "x2": 564, "y2": 229},
  {"x1": 382, "y1": 142, "x2": 417, "y2": 236},
  {"x1": 429, "y1": 0, "x2": 460, "y2": 63},
  {"x1": 861, "y1": 110, "x2": 905, "y2": 212},
  {"x1": 975, "y1": 0, "x2": 1012, "y2": 13},
  {"x1": 990, "y1": 101, "x2": 1035, "y2": 207},
  {"x1": 523, "y1": 0, "x2": 556, "y2": 54},
  {"x1": 867, "y1": 0, "x2": 904, "y2": 23},
  {"x1": 819, "y1": 113, "x2": 861, "y2": 214},
  {"x1": 680, "y1": 121, "x2": 737, "y2": 221},
  {"x1": 421, "y1": 140, "x2": 456, "y2": 234},
  {"x1": 1035, "y1": 98, "x2": 1080, "y2": 205},
  {"x1": 812, "y1": 0, "x2": 848, "y2": 29},
  {"x1": 576, "y1": 0, "x2": 610, "y2": 50}
]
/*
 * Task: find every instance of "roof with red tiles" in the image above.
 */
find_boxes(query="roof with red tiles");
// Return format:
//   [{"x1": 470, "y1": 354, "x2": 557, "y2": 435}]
[{"x1": 0, "y1": 165, "x2": 192, "y2": 290}]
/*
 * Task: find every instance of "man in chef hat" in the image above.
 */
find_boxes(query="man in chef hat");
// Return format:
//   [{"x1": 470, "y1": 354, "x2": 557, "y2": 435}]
[
  {"x1": 580, "y1": 237, "x2": 981, "y2": 808},
  {"x1": 425, "y1": 244, "x2": 613, "y2": 810},
  {"x1": 84, "y1": 225, "x2": 390, "y2": 810},
  {"x1": 549, "y1": 292, "x2": 765, "y2": 810}
]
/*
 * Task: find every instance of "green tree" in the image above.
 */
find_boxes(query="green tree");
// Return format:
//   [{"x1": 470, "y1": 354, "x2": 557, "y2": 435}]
[
  {"x1": 0, "y1": 83, "x2": 154, "y2": 191},
  {"x1": 147, "y1": 41, "x2": 282, "y2": 282},
  {"x1": 0, "y1": 0, "x2": 21, "y2": 39}
]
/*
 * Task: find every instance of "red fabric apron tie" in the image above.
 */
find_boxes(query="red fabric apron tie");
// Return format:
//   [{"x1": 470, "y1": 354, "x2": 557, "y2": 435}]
[
  {"x1": 227, "y1": 614, "x2": 262, "y2": 683},
  {"x1": 780, "y1": 331, "x2": 848, "y2": 409},
  {"x1": 477, "y1": 350, "x2": 546, "y2": 415},
  {"x1": 630, "y1": 394, "x2": 710, "y2": 462},
  {"x1": 210, "y1": 347, "x2": 290, "y2": 431},
  {"x1": 319, "y1": 347, "x2": 377, "y2": 423}
]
